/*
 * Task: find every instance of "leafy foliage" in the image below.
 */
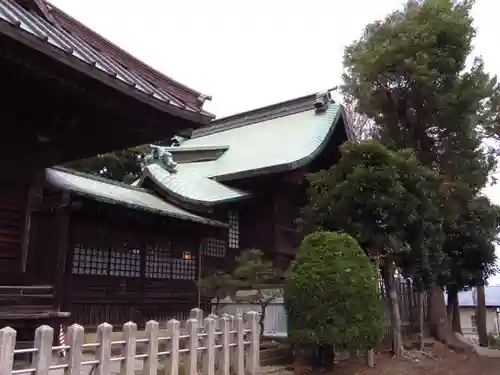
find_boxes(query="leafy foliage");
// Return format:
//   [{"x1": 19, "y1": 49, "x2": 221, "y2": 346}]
[
  {"x1": 341, "y1": 0, "x2": 500, "y2": 339},
  {"x1": 65, "y1": 145, "x2": 150, "y2": 183},
  {"x1": 64, "y1": 134, "x2": 188, "y2": 183},
  {"x1": 341, "y1": 0, "x2": 499, "y2": 293},
  {"x1": 342, "y1": 0, "x2": 500, "y2": 173},
  {"x1": 284, "y1": 231, "x2": 383, "y2": 349},
  {"x1": 232, "y1": 249, "x2": 282, "y2": 335},
  {"x1": 442, "y1": 193, "x2": 500, "y2": 290},
  {"x1": 300, "y1": 140, "x2": 444, "y2": 287},
  {"x1": 197, "y1": 270, "x2": 238, "y2": 314}
]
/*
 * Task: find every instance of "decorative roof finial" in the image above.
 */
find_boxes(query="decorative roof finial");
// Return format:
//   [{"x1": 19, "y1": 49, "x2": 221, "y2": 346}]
[
  {"x1": 314, "y1": 91, "x2": 332, "y2": 113},
  {"x1": 143, "y1": 145, "x2": 178, "y2": 173}
]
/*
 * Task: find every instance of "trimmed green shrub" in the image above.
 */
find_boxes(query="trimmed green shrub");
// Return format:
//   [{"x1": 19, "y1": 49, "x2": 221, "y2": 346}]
[{"x1": 284, "y1": 231, "x2": 384, "y2": 350}]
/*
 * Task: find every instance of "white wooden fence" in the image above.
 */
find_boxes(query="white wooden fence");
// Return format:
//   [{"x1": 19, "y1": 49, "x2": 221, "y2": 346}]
[{"x1": 0, "y1": 308, "x2": 260, "y2": 375}]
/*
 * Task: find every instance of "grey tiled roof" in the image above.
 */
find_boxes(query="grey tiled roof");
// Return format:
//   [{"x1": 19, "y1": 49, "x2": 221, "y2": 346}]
[
  {"x1": 46, "y1": 168, "x2": 226, "y2": 227},
  {"x1": 456, "y1": 286, "x2": 500, "y2": 308},
  {"x1": 137, "y1": 95, "x2": 346, "y2": 205}
]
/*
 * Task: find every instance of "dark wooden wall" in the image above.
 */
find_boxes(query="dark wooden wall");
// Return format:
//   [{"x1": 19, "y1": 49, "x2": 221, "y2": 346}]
[
  {"x1": 61, "y1": 198, "x2": 219, "y2": 328},
  {"x1": 0, "y1": 182, "x2": 29, "y2": 284},
  {"x1": 0, "y1": 169, "x2": 44, "y2": 285}
]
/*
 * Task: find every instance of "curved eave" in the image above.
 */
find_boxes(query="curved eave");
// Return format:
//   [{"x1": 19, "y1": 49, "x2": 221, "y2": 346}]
[
  {"x1": 65, "y1": 185, "x2": 227, "y2": 227},
  {"x1": 47, "y1": 168, "x2": 227, "y2": 227},
  {"x1": 213, "y1": 107, "x2": 345, "y2": 182},
  {"x1": 0, "y1": 14, "x2": 213, "y2": 124},
  {"x1": 165, "y1": 145, "x2": 230, "y2": 153},
  {"x1": 141, "y1": 167, "x2": 252, "y2": 208}
]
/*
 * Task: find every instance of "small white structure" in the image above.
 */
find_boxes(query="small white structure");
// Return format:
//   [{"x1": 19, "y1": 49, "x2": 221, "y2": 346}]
[
  {"x1": 213, "y1": 290, "x2": 287, "y2": 337},
  {"x1": 456, "y1": 287, "x2": 500, "y2": 339}
]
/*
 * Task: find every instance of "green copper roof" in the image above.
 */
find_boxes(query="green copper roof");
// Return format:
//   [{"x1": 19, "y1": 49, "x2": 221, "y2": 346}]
[
  {"x1": 186, "y1": 103, "x2": 342, "y2": 181},
  {"x1": 137, "y1": 92, "x2": 347, "y2": 206},
  {"x1": 141, "y1": 163, "x2": 250, "y2": 206},
  {"x1": 46, "y1": 168, "x2": 226, "y2": 227}
]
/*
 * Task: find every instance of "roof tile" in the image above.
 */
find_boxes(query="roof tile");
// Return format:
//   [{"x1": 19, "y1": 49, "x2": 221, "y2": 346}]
[{"x1": 46, "y1": 168, "x2": 226, "y2": 227}]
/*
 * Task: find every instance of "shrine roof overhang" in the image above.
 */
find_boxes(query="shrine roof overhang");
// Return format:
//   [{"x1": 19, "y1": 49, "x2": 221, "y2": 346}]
[
  {"x1": 0, "y1": 0, "x2": 215, "y2": 124},
  {"x1": 46, "y1": 167, "x2": 227, "y2": 228}
]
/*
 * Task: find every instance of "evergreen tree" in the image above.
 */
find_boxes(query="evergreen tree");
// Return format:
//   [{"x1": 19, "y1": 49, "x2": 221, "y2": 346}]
[
  {"x1": 300, "y1": 140, "x2": 444, "y2": 355},
  {"x1": 341, "y1": 0, "x2": 500, "y2": 345},
  {"x1": 285, "y1": 231, "x2": 383, "y2": 369}
]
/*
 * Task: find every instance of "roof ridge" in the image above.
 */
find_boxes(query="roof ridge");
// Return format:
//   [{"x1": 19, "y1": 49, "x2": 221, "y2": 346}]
[
  {"x1": 193, "y1": 92, "x2": 318, "y2": 139},
  {"x1": 50, "y1": 166, "x2": 152, "y2": 194},
  {"x1": 44, "y1": 1, "x2": 211, "y2": 108},
  {"x1": 193, "y1": 89, "x2": 338, "y2": 139}
]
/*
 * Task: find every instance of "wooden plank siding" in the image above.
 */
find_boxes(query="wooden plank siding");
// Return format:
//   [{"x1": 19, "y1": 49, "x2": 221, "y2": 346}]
[{"x1": 0, "y1": 183, "x2": 30, "y2": 285}]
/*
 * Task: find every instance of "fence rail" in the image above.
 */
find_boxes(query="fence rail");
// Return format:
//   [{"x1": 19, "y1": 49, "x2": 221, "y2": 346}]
[
  {"x1": 0, "y1": 308, "x2": 260, "y2": 375},
  {"x1": 216, "y1": 279, "x2": 421, "y2": 341}
]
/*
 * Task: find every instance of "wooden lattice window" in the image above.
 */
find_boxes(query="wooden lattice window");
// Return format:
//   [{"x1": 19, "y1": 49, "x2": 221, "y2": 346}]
[
  {"x1": 145, "y1": 241, "x2": 172, "y2": 279},
  {"x1": 171, "y1": 249, "x2": 196, "y2": 280},
  {"x1": 109, "y1": 242, "x2": 141, "y2": 277},
  {"x1": 72, "y1": 244, "x2": 109, "y2": 275},
  {"x1": 203, "y1": 238, "x2": 226, "y2": 257},
  {"x1": 228, "y1": 210, "x2": 239, "y2": 249}
]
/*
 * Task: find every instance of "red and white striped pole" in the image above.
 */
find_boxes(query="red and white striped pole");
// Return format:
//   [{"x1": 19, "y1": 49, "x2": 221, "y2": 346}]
[{"x1": 58, "y1": 325, "x2": 67, "y2": 357}]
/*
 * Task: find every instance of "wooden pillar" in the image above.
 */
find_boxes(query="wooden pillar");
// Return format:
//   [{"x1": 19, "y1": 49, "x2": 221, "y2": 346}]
[
  {"x1": 55, "y1": 192, "x2": 71, "y2": 313},
  {"x1": 21, "y1": 170, "x2": 44, "y2": 276}
]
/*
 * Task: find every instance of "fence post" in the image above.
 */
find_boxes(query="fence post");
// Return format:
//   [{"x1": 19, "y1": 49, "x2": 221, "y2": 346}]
[
  {"x1": 235, "y1": 314, "x2": 245, "y2": 375},
  {"x1": 65, "y1": 324, "x2": 84, "y2": 375},
  {"x1": 217, "y1": 316, "x2": 230, "y2": 375},
  {"x1": 32, "y1": 325, "x2": 53, "y2": 375},
  {"x1": 191, "y1": 308, "x2": 204, "y2": 366},
  {"x1": 245, "y1": 312, "x2": 259, "y2": 375},
  {"x1": 120, "y1": 322, "x2": 137, "y2": 375},
  {"x1": 203, "y1": 317, "x2": 216, "y2": 375},
  {"x1": 95, "y1": 323, "x2": 113, "y2": 375},
  {"x1": 142, "y1": 321, "x2": 159, "y2": 375},
  {"x1": 367, "y1": 349, "x2": 375, "y2": 368},
  {"x1": 186, "y1": 318, "x2": 199, "y2": 375},
  {"x1": 166, "y1": 319, "x2": 180, "y2": 375},
  {"x1": 0, "y1": 327, "x2": 16, "y2": 375},
  {"x1": 190, "y1": 308, "x2": 203, "y2": 326},
  {"x1": 228, "y1": 315, "x2": 237, "y2": 375}
]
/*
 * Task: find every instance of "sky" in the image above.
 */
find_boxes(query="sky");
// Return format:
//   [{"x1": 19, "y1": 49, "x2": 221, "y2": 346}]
[{"x1": 49, "y1": 0, "x2": 500, "y2": 281}]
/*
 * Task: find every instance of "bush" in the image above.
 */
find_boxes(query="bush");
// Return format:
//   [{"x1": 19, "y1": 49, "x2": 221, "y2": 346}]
[{"x1": 284, "y1": 231, "x2": 384, "y2": 350}]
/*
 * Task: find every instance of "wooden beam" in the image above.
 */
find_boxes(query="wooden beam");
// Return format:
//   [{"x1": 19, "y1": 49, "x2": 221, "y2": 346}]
[{"x1": 54, "y1": 192, "x2": 71, "y2": 312}]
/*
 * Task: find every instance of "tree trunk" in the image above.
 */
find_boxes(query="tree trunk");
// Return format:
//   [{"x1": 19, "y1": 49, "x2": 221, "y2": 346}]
[
  {"x1": 382, "y1": 261, "x2": 403, "y2": 357},
  {"x1": 293, "y1": 344, "x2": 314, "y2": 375},
  {"x1": 476, "y1": 285, "x2": 488, "y2": 347},
  {"x1": 419, "y1": 291, "x2": 425, "y2": 351},
  {"x1": 446, "y1": 287, "x2": 462, "y2": 334},
  {"x1": 259, "y1": 304, "x2": 266, "y2": 337},
  {"x1": 312, "y1": 344, "x2": 334, "y2": 371},
  {"x1": 428, "y1": 284, "x2": 452, "y2": 343},
  {"x1": 427, "y1": 284, "x2": 475, "y2": 352}
]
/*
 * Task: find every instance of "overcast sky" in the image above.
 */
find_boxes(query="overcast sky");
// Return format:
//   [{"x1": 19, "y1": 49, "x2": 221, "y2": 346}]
[{"x1": 49, "y1": 0, "x2": 500, "y2": 282}]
